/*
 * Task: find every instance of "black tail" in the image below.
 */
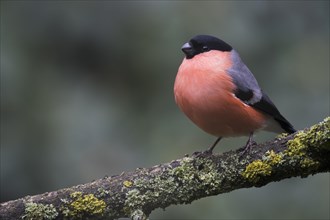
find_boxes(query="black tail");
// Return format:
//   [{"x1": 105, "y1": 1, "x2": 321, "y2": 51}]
[
  {"x1": 251, "y1": 91, "x2": 296, "y2": 134},
  {"x1": 274, "y1": 114, "x2": 296, "y2": 134}
]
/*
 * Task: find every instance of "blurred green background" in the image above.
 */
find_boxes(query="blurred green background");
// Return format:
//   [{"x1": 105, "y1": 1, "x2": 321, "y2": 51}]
[{"x1": 1, "y1": 1, "x2": 329, "y2": 219}]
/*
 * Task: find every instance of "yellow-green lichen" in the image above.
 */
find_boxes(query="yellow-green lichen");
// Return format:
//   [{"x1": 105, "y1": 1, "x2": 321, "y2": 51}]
[
  {"x1": 123, "y1": 156, "x2": 222, "y2": 215},
  {"x1": 97, "y1": 187, "x2": 110, "y2": 198},
  {"x1": 242, "y1": 116, "x2": 329, "y2": 183},
  {"x1": 264, "y1": 150, "x2": 283, "y2": 165},
  {"x1": 285, "y1": 117, "x2": 330, "y2": 158},
  {"x1": 123, "y1": 180, "x2": 133, "y2": 188},
  {"x1": 242, "y1": 150, "x2": 284, "y2": 183},
  {"x1": 300, "y1": 158, "x2": 320, "y2": 169},
  {"x1": 282, "y1": 118, "x2": 329, "y2": 172},
  {"x1": 62, "y1": 191, "x2": 106, "y2": 218},
  {"x1": 170, "y1": 156, "x2": 222, "y2": 195},
  {"x1": 276, "y1": 132, "x2": 289, "y2": 139},
  {"x1": 169, "y1": 157, "x2": 195, "y2": 183},
  {"x1": 285, "y1": 131, "x2": 308, "y2": 157},
  {"x1": 124, "y1": 189, "x2": 143, "y2": 215},
  {"x1": 241, "y1": 160, "x2": 272, "y2": 183},
  {"x1": 22, "y1": 202, "x2": 58, "y2": 220},
  {"x1": 123, "y1": 173, "x2": 176, "y2": 215}
]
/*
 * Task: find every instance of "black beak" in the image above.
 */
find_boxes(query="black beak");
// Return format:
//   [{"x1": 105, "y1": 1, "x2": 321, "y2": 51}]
[{"x1": 181, "y1": 42, "x2": 194, "y2": 59}]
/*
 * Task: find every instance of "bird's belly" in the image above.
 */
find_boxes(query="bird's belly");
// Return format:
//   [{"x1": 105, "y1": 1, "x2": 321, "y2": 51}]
[{"x1": 175, "y1": 87, "x2": 268, "y2": 137}]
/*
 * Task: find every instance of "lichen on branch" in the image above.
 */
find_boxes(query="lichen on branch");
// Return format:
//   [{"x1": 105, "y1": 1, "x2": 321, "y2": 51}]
[{"x1": 0, "y1": 117, "x2": 329, "y2": 220}]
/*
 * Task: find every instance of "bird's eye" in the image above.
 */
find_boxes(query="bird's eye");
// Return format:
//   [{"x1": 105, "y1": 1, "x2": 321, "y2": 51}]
[{"x1": 202, "y1": 45, "x2": 210, "y2": 52}]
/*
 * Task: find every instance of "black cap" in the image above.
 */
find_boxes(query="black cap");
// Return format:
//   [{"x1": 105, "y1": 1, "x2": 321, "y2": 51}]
[{"x1": 182, "y1": 35, "x2": 232, "y2": 59}]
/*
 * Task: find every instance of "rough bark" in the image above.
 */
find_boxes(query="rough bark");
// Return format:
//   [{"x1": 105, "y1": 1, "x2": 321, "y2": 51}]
[{"x1": 1, "y1": 117, "x2": 329, "y2": 220}]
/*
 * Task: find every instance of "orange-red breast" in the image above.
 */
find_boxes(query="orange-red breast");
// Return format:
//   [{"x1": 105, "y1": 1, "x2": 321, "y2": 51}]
[{"x1": 174, "y1": 35, "x2": 296, "y2": 152}]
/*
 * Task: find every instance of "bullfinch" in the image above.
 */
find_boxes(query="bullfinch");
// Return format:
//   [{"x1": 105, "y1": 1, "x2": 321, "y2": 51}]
[{"x1": 174, "y1": 35, "x2": 296, "y2": 153}]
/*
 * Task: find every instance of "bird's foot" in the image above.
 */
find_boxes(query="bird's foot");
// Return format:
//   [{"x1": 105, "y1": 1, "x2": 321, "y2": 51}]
[
  {"x1": 202, "y1": 148, "x2": 214, "y2": 155},
  {"x1": 240, "y1": 132, "x2": 256, "y2": 157},
  {"x1": 192, "y1": 149, "x2": 214, "y2": 158},
  {"x1": 240, "y1": 140, "x2": 257, "y2": 155},
  {"x1": 192, "y1": 150, "x2": 203, "y2": 157},
  {"x1": 192, "y1": 137, "x2": 222, "y2": 157},
  {"x1": 205, "y1": 137, "x2": 222, "y2": 155}
]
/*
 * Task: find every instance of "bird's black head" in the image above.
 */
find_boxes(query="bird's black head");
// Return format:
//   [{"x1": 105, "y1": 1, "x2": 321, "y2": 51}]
[{"x1": 181, "y1": 35, "x2": 232, "y2": 59}]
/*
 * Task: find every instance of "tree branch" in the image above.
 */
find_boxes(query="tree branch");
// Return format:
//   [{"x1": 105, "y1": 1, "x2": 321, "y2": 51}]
[{"x1": 1, "y1": 117, "x2": 329, "y2": 220}]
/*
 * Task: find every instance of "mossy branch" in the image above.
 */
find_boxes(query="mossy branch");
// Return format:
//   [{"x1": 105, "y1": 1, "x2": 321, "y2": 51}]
[{"x1": 1, "y1": 117, "x2": 329, "y2": 220}]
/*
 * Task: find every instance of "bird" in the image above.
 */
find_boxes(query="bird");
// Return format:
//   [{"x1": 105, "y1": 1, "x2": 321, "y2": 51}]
[{"x1": 174, "y1": 35, "x2": 296, "y2": 153}]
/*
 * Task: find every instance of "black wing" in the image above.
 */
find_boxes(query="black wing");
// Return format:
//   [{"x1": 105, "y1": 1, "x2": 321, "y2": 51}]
[
  {"x1": 228, "y1": 50, "x2": 296, "y2": 133},
  {"x1": 235, "y1": 88, "x2": 296, "y2": 134}
]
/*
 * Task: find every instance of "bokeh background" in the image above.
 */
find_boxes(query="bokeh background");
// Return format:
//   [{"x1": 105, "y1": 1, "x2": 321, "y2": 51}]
[{"x1": 1, "y1": 1, "x2": 329, "y2": 219}]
